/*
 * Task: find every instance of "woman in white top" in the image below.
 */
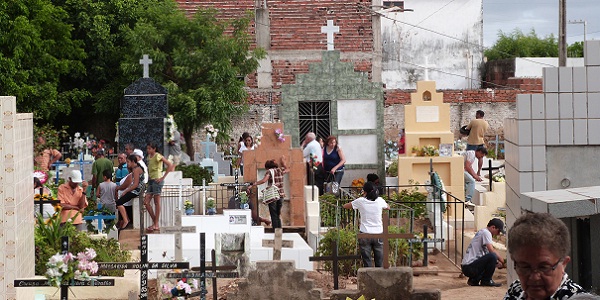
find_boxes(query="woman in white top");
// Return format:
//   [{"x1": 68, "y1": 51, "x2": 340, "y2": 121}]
[
  {"x1": 238, "y1": 132, "x2": 255, "y2": 175},
  {"x1": 343, "y1": 181, "x2": 390, "y2": 267}
]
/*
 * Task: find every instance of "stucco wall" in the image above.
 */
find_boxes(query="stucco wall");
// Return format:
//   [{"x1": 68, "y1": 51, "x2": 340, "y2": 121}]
[{"x1": 381, "y1": 0, "x2": 483, "y2": 89}]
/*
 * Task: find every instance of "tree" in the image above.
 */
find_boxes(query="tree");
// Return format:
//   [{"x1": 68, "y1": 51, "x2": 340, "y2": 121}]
[
  {"x1": 485, "y1": 29, "x2": 558, "y2": 61},
  {"x1": 119, "y1": 5, "x2": 265, "y2": 156},
  {"x1": 0, "y1": 0, "x2": 87, "y2": 120},
  {"x1": 485, "y1": 28, "x2": 585, "y2": 61}
]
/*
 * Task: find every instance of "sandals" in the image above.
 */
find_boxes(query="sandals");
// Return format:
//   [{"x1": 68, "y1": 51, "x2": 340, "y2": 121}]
[
  {"x1": 119, "y1": 220, "x2": 129, "y2": 230},
  {"x1": 146, "y1": 226, "x2": 154, "y2": 232}
]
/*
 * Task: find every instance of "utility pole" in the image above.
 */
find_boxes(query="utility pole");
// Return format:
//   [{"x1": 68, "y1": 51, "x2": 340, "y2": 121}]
[{"x1": 559, "y1": 0, "x2": 567, "y2": 66}]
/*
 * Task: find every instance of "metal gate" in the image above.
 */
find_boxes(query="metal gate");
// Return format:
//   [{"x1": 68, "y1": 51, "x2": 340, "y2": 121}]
[{"x1": 299, "y1": 101, "x2": 330, "y2": 143}]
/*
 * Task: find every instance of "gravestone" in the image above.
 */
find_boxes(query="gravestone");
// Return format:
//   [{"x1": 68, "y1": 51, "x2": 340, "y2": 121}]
[
  {"x1": 199, "y1": 135, "x2": 219, "y2": 182},
  {"x1": 118, "y1": 55, "x2": 167, "y2": 155},
  {"x1": 262, "y1": 228, "x2": 294, "y2": 260},
  {"x1": 215, "y1": 232, "x2": 251, "y2": 277}
]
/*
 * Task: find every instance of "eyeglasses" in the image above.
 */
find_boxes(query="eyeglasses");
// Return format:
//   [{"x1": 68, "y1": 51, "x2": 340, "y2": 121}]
[{"x1": 514, "y1": 258, "x2": 563, "y2": 276}]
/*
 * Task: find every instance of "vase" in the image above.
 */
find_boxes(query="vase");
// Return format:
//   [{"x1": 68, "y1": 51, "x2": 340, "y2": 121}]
[
  {"x1": 240, "y1": 203, "x2": 249, "y2": 209},
  {"x1": 185, "y1": 208, "x2": 194, "y2": 215},
  {"x1": 206, "y1": 208, "x2": 217, "y2": 215}
]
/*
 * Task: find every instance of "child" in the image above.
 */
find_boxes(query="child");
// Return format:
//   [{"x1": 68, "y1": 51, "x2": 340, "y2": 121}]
[{"x1": 97, "y1": 169, "x2": 117, "y2": 213}]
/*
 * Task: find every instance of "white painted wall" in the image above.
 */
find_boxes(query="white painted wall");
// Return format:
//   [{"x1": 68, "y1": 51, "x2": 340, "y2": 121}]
[
  {"x1": 514, "y1": 57, "x2": 584, "y2": 77},
  {"x1": 381, "y1": 0, "x2": 483, "y2": 89}
]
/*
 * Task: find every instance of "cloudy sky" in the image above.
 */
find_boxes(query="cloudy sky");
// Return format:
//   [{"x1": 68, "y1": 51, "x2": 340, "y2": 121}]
[{"x1": 483, "y1": 0, "x2": 600, "y2": 47}]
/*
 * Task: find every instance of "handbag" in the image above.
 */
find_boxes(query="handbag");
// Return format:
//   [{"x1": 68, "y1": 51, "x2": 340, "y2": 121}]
[
  {"x1": 324, "y1": 174, "x2": 340, "y2": 196},
  {"x1": 261, "y1": 169, "x2": 281, "y2": 204}
]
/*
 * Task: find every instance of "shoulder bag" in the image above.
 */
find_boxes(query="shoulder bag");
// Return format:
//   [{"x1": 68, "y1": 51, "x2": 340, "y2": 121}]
[{"x1": 261, "y1": 169, "x2": 280, "y2": 204}]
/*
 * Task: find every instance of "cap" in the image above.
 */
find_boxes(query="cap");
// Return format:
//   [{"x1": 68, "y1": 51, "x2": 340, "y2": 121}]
[
  {"x1": 362, "y1": 181, "x2": 376, "y2": 194},
  {"x1": 69, "y1": 170, "x2": 83, "y2": 183},
  {"x1": 488, "y1": 218, "x2": 506, "y2": 234},
  {"x1": 133, "y1": 149, "x2": 144, "y2": 159}
]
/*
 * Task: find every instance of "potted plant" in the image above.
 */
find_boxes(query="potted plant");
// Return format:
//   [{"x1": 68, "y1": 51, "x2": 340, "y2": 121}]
[
  {"x1": 410, "y1": 145, "x2": 420, "y2": 157},
  {"x1": 205, "y1": 198, "x2": 217, "y2": 215},
  {"x1": 184, "y1": 200, "x2": 195, "y2": 215},
  {"x1": 238, "y1": 191, "x2": 249, "y2": 209}
]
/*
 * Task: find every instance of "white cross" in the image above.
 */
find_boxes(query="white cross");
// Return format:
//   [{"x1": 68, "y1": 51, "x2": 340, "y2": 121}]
[
  {"x1": 321, "y1": 20, "x2": 340, "y2": 51},
  {"x1": 139, "y1": 54, "x2": 152, "y2": 78},
  {"x1": 423, "y1": 56, "x2": 436, "y2": 81},
  {"x1": 162, "y1": 211, "x2": 196, "y2": 261}
]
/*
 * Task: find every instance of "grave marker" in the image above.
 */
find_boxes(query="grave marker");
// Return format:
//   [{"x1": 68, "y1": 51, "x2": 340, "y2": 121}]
[
  {"x1": 161, "y1": 210, "x2": 196, "y2": 261},
  {"x1": 82, "y1": 204, "x2": 116, "y2": 233},
  {"x1": 309, "y1": 240, "x2": 361, "y2": 290},
  {"x1": 97, "y1": 235, "x2": 189, "y2": 300},
  {"x1": 262, "y1": 228, "x2": 294, "y2": 260},
  {"x1": 356, "y1": 210, "x2": 414, "y2": 269},
  {"x1": 14, "y1": 237, "x2": 115, "y2": 300}
]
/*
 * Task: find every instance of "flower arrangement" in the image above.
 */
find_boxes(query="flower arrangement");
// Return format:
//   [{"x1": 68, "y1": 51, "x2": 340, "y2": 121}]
[
  {"x1": 384, "y1": 140, "x2": 399, "y2": 160},
  {"x1": 45, "y1": 248, "x2": 98, "y2": 288},
  {"x1": 34, "y1": 170, "x2": 50, "y2": 185},
  {"x1": 204, "y1": 124, "x2": 219, "y2": 138},
  {"x1": 239, "y1": 191, "x2": 249, "y2": 204},
  {"x1": 421, "y1": 145, "x2": 439, "y2": 157},
  {"x1": 309, "y1": 153, "x2": 321, "y2": 170},
  {"x1": 492, "y1": 170, "x2": 505, "y2": 182},
  {"x1": 275, "y1": 128, "x2": 285, "y2": 142},
  {"x1": 454, "y1": 140, "x2": 467, "y2": 151},
  {"x1": 255, "y1": 135, "x2": 262, "y2": 147},
  {"x1": 351, "y1": 177, "x2": 365, "y2": 195},
  {"x1": 72, "y1": 132, "x2": 86, "y2": 154},
  {"x1": 184, "y1": 200, "x2": 194, "y2": 210},
  {"x1": 161, "y1": 279, "x2": 198, "y2": 298}
]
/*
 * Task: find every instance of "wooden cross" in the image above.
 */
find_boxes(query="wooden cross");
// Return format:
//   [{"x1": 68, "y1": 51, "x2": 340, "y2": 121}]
[
  {"x1": 97, "y1": 234, "x2": 190, "y2": 300},
  {"x1": 321, "y1": 20, "x2": 340, "y2": 51},
  {"x1": 139, "y1": 54, "x2": 152, "y2": 78},
  {"x1": 262, "y1": 228, "x2": 294, "y2": 260},
  {"x1": 356, "y1": 210, "x2": 415, "y2": 269},
  {"x1": 309, "y1": 240, "x2": 361, "y2": 290},
  {"x1": 161, "y1": 210, "x2": 196, "y2": 261},
  {"x1": 14, "y1": 237, "x2": 115, "y2": 300},
  {"x1": 167, "y1": 249, "x2": 239, "y2": 300}
]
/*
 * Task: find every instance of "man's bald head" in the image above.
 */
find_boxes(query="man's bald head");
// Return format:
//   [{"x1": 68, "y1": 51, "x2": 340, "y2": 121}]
[{"x1": 305, "y1": 132, "x2": 316, "y2": 142}]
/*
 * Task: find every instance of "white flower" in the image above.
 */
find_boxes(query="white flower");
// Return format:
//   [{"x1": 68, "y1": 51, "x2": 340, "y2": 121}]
[{"x1": 74, "y1": 132, "x2": 80, "y2": 138}]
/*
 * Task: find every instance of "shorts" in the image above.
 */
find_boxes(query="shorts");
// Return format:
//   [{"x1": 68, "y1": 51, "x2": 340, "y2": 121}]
[{"x1": 146, "y1": 179, "x2": 163, "y2": 195}]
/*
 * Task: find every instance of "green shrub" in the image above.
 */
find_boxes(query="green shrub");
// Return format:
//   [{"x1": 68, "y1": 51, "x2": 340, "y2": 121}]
[
  {"x1": 386, "y1": 160, "x2": 398, "y2": 177},
  {"x1": 389, "y1": 186, "x2": 428, "y2": 219},
  {"x1": 175, "y1": 163, "x2": 213, "y2": 185},
  {"x1": 315, "y1": 226, "x2": 359, "y2": 276}
]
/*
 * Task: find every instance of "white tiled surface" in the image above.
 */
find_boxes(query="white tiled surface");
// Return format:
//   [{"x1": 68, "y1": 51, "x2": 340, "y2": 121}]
[
  {"x1": 559, "y1": 120, "x2": 574, "y2": 145},
  {"x1": 518, "y1": 146, "x2": 532, "y2": 171},
  {"x1": 585, "y1": 40, "x2": 600, "y2": 66},
  {"x1": 545, "y1": 93, "x2": 559, "y2": 119},
  {"x1": 519, "y1": 171, "x2": 533, "y2": 194},
  {"x1": 517, "y1": 120, "x2": 532, "y2": 145},
  {"x1": 517, "y1": 94, "x2": 531, "y2": 119},
  {"x1": 573, "y1": 119, "x2": 588, "y2": 144},
  {"x1": 559, "y1": 93, "x2": 573, "y2": 119},
  {"x1": 573, "y1": 93, "x2": 588, "y2": 118},
  {"x1": 148, "y1": 212, "x2": 314, "y2": 271},
  {"x1": 532, "y1": 171, "x2": 547, "y2": 191},
  {"x1": 532, "y1": 146, "x2": 546, "y2": 171},
  {"x1": 532, "y1": 120, "x2": 546, "y2": 145},
  {"x1": 559, "y1": 67, "x2": 573, "y2": 92},
  {"x1": 588, "y1": 93, "x2": 600, "y2": 118},
  {"x1": 589, "y1": 119, "x2": 600, "y2": 144},
  {"x1": 572, "y1": 67, "x2": 587, "y2": 92},
  {"x1": 546, "y1": 120, "x2": 560, "y2": 145},
  {"x1": 543, "y1": 67, "x2": 559, "y2": 92},
  {"x1": 0, "y1": 96, "x2": 35, "y2": 300},
  {"x1": 587, "y1": 66, "x2": 600, "y2": 92},
  {"x1": 531, "y1": 94, "x2": 545, "y2": 119}
]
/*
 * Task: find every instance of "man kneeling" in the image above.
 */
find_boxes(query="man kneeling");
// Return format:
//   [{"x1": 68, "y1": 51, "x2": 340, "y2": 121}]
[{"x1": 461, "y1": 218, "x2": 505, "y2": 287}]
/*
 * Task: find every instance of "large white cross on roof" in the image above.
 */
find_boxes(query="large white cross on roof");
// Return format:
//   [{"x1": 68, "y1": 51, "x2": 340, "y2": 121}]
[
  {"x1": 321, "y1": 20, "x2": 340, "y2": 51},
  {"x1": 139, "y1": 54, "x2": 153, "y2": 78}
]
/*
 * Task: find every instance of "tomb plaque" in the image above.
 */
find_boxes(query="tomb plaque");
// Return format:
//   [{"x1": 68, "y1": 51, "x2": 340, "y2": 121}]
[{"x1": 416, "y1": 106, "x2": 440, "y2": 123}]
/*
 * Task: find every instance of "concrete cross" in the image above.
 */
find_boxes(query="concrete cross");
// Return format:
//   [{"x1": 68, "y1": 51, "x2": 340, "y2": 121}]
[
  {"x1": 262, "y1": 228, "x2": 294, "y2": 260},
  {"x1": 139, "y1": 54, "x2": 153, "y2": 78},
  {"x1": 356, "y1": 210, "x2": 415, "y2": 269},
  {"x1": 423, "y1": 56, "x2": 436, "y2": 81},
  {"x1": 321, "y1": 20, "x2": 340, "y2": 51},
  {"x1": 161, "y1": 211, "x2": 197, "y2": 261}
]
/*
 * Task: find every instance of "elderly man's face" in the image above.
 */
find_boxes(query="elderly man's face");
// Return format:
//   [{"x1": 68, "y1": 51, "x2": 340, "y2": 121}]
[{"x1": 513, "y1": 246, "x2": 569, "y2": 300}]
